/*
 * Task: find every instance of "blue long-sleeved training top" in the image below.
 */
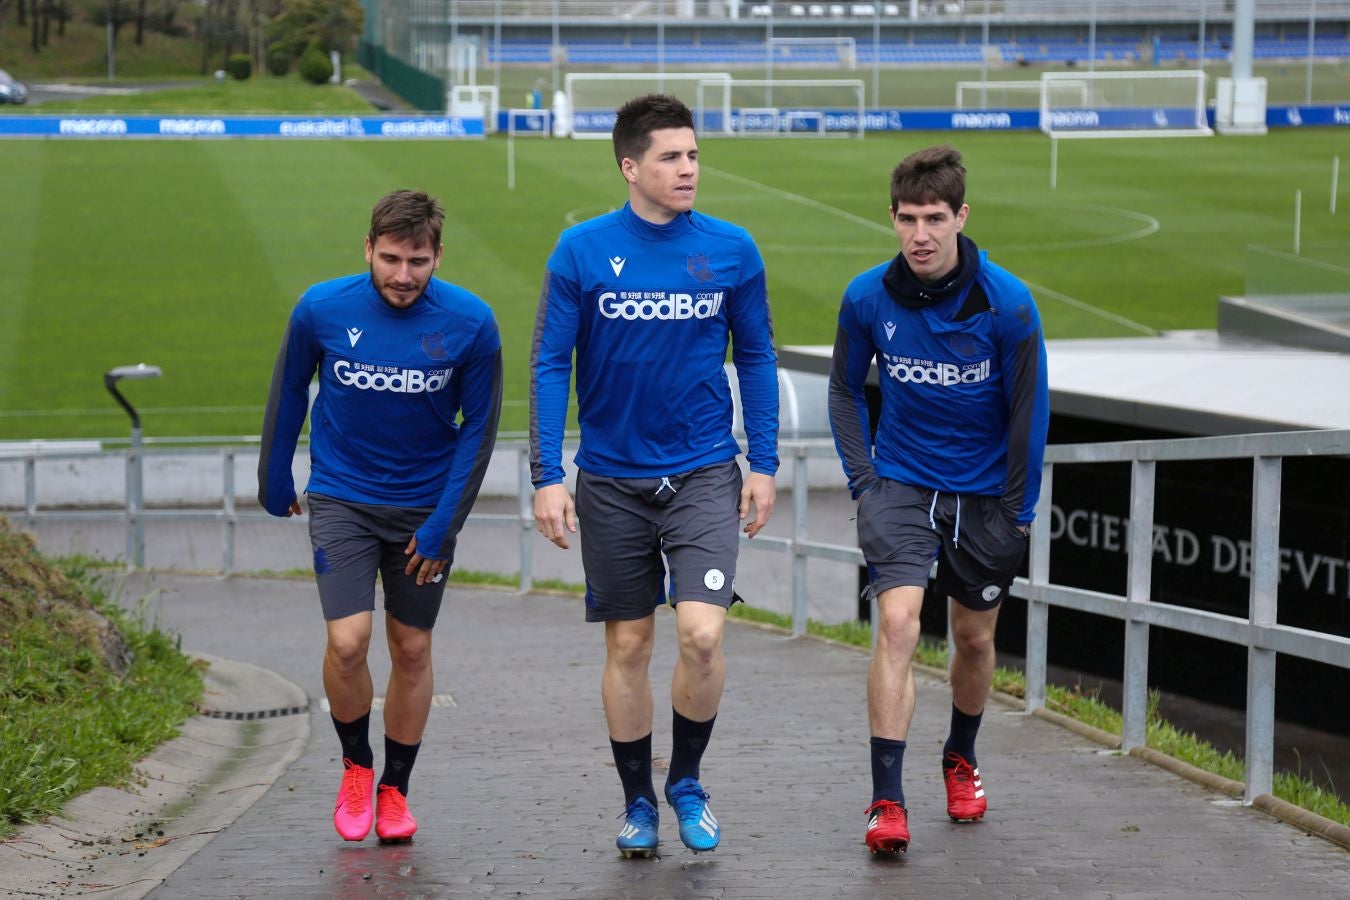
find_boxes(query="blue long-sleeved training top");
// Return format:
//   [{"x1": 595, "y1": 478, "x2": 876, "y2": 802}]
[
  {"x1": 828, "y1": 236, "x2": 1049, "y2": 524},
  {"x1": 530, "y1": 203, "x2": 779, "y2": 486},
  {"x1": 257, "y1": 273, "x2": 503, "y2": 559}
]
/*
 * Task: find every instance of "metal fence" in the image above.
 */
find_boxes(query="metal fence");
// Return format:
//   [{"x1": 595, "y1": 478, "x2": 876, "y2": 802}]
[{"x1": 6, "y1": 429, "x2": 1350, "y2": 805}]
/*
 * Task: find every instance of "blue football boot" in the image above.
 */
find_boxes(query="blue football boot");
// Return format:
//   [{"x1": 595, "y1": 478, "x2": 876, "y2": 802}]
[
  {"x1": 616, "y1": 796, "x2": 659, "y2": 858},
  {"x1": 665, "y1": 777, "x2": 720, "y2": 852}
]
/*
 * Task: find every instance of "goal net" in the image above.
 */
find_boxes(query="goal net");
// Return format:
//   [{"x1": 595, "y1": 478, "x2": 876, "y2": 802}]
[
  {"x1": 724, "y1": 79, "x2": 866, "y2": 138},
  {"x1": 564, "y1": 72, "x2": 735, "y2": 139},
  {"x1": 958, "y1": 79, "x2": 1087, "y2": 110},
  {"x1": 1040, "y1": 70, "x2": 1212, "y2": 138}
]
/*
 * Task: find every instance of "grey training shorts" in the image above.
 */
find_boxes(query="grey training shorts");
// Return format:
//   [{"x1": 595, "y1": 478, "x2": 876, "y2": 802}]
[
  {"x1": 574, "y1": 460, "x2": 743, "y2": 623},
  {"x1": 856, "y1": 479, "x2": 1029, "y2": 612},
  {"x1": 307, "y1": 492, "x2": 452, "y2": 630}
]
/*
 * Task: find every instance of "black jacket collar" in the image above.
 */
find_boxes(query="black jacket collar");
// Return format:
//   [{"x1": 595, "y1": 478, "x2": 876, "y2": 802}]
[{"x1": 881, "y1": 233, "x2": 981, "y2": 310}]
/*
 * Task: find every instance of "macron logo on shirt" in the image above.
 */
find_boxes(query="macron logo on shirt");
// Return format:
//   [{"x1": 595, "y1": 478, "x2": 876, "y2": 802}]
[
  {"x1": 609, "y1": 256, "x2": 626, "y2": 277},
  {"x1": 347, "y1": 327, "x2": 363, "y2": 347}
]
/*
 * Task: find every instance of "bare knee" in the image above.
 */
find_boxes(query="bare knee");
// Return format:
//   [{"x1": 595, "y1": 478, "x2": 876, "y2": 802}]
[
  {"x1": 326, "y1": 631, "x2": 371, "y2": 674},
  {"x1": 677, "y1": 622, "x2": 723, "y2": 669},
  {"x1": 388, "y1": 628, "x2": 432, "y2": 675},
  {"x1": 606, "y1": 622, "x2": 654, "y2": 673},
  {"x1": 951, "y1": 619, "x2": 996, "y2": 659},
  {"x1": 876, "y1": 604, "x2": 921, "y2": 658}
]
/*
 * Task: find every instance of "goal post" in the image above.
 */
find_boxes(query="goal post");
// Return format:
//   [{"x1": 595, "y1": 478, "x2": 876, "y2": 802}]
[
  {"x1": 563, "y1": 74, "x2": 865, "y2": 140},
  {"x1": 505, "y1": 108, "x2": 551, "y2": 191},
  {"x1": 1040, "y1": 70, "x2": 1213, "y2": 138},
  {"x1": 958, "y1": 79, "x2": 1087, "y2": 110},
  {"x1": 722, "y1": 79, "x2": 866, "y2": 138},
  {"x1": 449, "y1": 84, "x2": 499, "y2": 133},
  {"x1": 768, "y1": 36, "x2": 858, "y2": 70},
  {"x1": 505, "y1": 107, "x2": 550, "y2": 138},
  {"x1": 564, "y1": 72, "x2": 734, "y2": 139}
]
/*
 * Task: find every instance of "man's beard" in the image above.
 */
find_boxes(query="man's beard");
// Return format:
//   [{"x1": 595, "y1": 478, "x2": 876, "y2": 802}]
[{"x1": 370, "y1": 267, "x2": 427, "y2": 308}]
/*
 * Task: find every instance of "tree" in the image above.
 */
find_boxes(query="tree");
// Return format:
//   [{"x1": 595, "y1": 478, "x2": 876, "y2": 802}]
[
  {"x1": 157, "y1": 0, "x2": 183, "y2": 34},
  {"x1": 268, "y1": 0, "x2": 362, "y2": 59}
]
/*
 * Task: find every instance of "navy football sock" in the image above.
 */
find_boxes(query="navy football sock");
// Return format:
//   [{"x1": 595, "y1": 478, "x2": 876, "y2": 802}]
[
  {"x1": 332, "y1": 711, "x2": 374, "y2": 769},
  {"x1": 379, "y1": 735, "x2": 421, "y2": 797},
  {"x1": 870, "y1": 737, "x2": 907, "y2": 806},
  {"x1": 943, "y1": 704, "x2": 984, "y2": 768},
  {"x1": 667, "y1": 709, "x2": 716, "y2": 786},
  {"x1": 611, "y1": 733, "x2": 657, "y2": 806}
]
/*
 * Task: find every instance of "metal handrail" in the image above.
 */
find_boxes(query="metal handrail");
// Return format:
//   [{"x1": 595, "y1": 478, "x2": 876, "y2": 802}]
[{"x1": 6, "y1": 428, "x2": 1349, "y2": 804}]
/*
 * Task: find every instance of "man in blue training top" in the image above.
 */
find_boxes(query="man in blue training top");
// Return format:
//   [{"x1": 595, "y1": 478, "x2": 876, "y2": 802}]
[
  {"x1": 258, "y1": 189, "x2": 502, "y2": 845},
  {"x1": 829, "y1": 145, "x2": 1049, "y2": 855},
  {"x1": 530, "y1": 94, "x2": 779, "y2": 858}
]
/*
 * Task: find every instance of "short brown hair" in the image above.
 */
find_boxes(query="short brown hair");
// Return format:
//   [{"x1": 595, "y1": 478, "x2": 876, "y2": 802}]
[
  {"x1": 368, "y1": 190, "x2": 445, "y2": 249},
  {"x1": 612, "y1": 93, "x2": 695, "y2": 169},
  {"x1": 890, "y1": 145, "x2": 966, "y2": 213}
]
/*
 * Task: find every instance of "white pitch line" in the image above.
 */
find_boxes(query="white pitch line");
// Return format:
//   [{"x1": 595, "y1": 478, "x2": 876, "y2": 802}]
[
  {"x1": 994, "y1": 202, "x2": 1161, "y2": 253},
  {"x1": 564, "y1": 204, "x2": 617, "y2": 225},
  {"x1": 1023, "y1": 279, "x2": 1158, "y2": 335},
  {"x1": 704, "y1": 165, "x2": 894, "y2": 236},
  {"x1": 704, "y1": 166, "x2": 1162, "y2": 335}
]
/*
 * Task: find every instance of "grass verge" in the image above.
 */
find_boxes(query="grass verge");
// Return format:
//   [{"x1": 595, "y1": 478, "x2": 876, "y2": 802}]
[
  {"x1": 0, "y1": 523, "x2": 204, "y2": 840},
  {"x1": 726, "y1": 603, "x2": 1350, "y2": 830}
]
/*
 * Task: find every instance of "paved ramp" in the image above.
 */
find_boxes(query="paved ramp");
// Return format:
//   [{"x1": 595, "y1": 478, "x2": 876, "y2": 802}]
[{"x1": 87, "y1": 574, "x2": 1350, "y2": 898}]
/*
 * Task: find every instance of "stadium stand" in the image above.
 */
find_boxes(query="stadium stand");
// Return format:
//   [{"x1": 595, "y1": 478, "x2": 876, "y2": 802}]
[{"x1": 485, "y1": 32, "x2": 1350, "y2": 67}]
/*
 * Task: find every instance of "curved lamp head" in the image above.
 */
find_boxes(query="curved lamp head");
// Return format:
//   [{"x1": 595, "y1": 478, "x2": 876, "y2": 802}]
[
  {"x1": 104, "y1": 364, "x2": 163, "y2": 429},
  {"x1": 105, "y1": 363, "x2": 163, "y2": 384}
]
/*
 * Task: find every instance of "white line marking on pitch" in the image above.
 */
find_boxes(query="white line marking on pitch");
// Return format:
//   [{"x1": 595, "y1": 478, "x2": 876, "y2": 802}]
[{"x1": 703, "y1": 166, "x2": 1160, "y2": 334}]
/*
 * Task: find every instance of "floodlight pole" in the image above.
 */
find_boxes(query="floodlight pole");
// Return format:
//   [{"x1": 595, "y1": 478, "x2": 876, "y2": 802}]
[
  {"x1": 550, "y1": 0, "x2": 559, "y2": 97},
  {"x1": 1306, "y1": 0, "x2": 1317, "y2": 106},
  {"x1": 104, "y1": 364, "x2": 162, "y2": 570}
]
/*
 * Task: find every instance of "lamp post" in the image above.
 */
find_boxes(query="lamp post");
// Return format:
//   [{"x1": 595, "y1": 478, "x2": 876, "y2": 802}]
[{"x1": 104, "y1": 364, "x2": 162, "y2": 570}]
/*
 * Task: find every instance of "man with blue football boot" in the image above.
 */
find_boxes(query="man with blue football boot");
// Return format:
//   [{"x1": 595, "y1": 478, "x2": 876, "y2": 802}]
[{"x1": 530, "y1": 94, "x2": 779, "y2": 857}]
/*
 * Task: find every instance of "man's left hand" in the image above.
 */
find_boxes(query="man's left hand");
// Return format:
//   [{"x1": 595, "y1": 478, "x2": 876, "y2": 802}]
[{"x1": 404, "y1": 535, "x2": 447, "y2": 585}]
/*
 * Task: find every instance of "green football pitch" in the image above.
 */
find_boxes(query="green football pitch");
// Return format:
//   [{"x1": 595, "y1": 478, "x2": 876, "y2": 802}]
[{"x1": 0, "y1": 128, "x2": 1346, "y2": 441}]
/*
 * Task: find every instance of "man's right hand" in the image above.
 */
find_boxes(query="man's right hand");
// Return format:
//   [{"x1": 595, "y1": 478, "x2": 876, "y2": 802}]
[
  {"x1": 286, "y1": 499, "x2": 303, "y2": 517},
  {"x1": 533, "y1": 483, "x2": 577, "y2": 550}
]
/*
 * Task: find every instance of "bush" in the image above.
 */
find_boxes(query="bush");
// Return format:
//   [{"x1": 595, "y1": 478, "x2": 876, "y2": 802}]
[
  {"x1": 298, "y1": 43, "x2": 333, "y2": 85},
  {"x1": 265, "y1": 43, "x2": 293, "y2": 77},
  {"x1": 225, "y1": 53, "x2": 252, "y2": 81}
]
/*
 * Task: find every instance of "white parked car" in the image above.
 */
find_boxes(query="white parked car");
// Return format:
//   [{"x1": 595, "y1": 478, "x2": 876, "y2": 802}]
[{"x1": 0, "y1": 69, "x2": 28, "y2": 105}]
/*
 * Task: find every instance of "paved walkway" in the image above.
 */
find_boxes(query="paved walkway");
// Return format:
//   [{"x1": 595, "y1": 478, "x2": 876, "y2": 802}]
[{"x1": 3, "y1": 572, "x2": 1347, "y2": 898}]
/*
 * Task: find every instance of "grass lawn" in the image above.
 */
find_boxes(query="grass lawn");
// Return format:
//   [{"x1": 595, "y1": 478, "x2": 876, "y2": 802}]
[
  {"x1": 0, "y1": 127, "x2": 1346, "y2": 440},
  {"x1": 15, "y1": 73, "x2": 375, "y2": 114}
]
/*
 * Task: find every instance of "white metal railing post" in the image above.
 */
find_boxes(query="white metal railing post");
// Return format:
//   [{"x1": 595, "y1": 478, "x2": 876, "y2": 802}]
[
  {"x1": 517, "y1": 445, "x2": 534, "y2": 593},
  {"x1": 1244, "y1": 455, "x2": 1282, "y2": 803},
  {"x1": 1121, "y1": 458, "x2": 1156, "y2": 751},
  {"x1": 791, "y1": 444, "x2": 809, "y2": 637},
  {"x1": 124, "y1": 442, "x2": 144, "y2": 571},
  {"x1": 1024, "y1": 461, "x2": 1054, "y2": 712},
  {"x1": 24, "y1": 457, "x2": 37, "y2": 518},
  {"x1": 222, "y1": 448, "x2": 236, "y2": 576}
]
